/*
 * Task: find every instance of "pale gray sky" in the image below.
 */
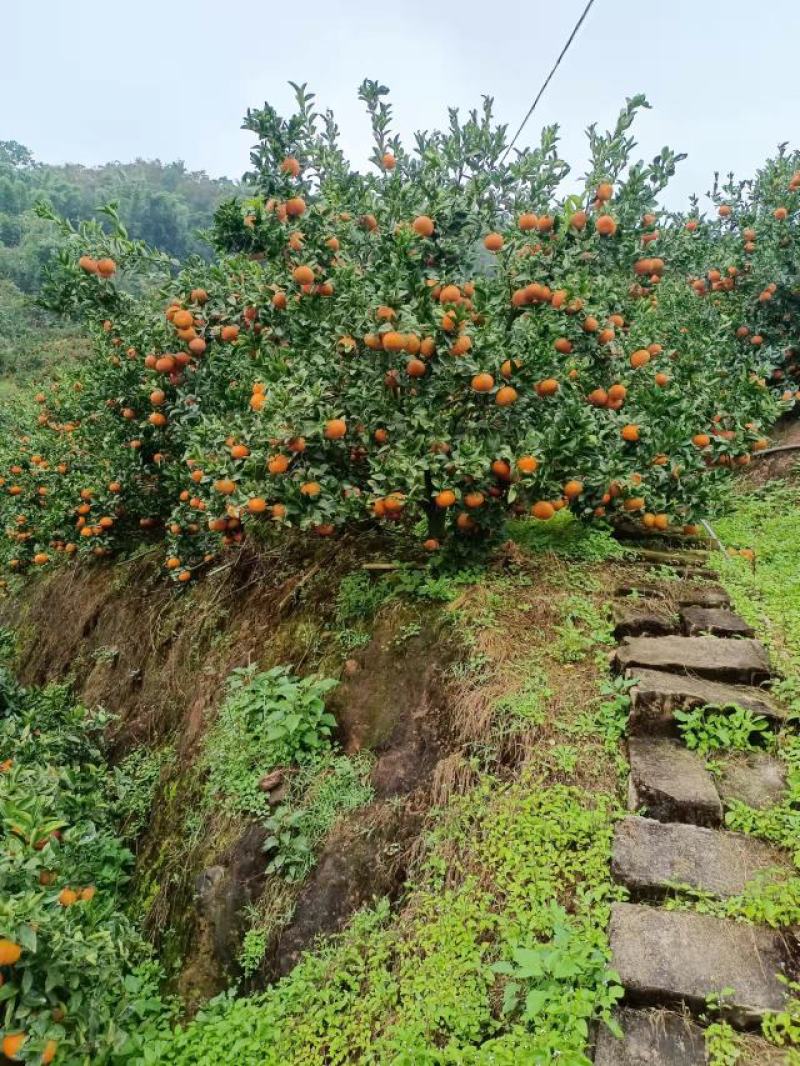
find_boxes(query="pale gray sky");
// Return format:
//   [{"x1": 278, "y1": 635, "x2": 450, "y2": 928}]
[{"x1": 4, "y1": 0, "x2": 799, "y2": 207}]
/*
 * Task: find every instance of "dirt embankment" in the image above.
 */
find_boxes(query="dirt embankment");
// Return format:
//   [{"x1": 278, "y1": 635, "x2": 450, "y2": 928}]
[{"x1": 1, "y1": 538, "x2": 463, "y2": 1004}]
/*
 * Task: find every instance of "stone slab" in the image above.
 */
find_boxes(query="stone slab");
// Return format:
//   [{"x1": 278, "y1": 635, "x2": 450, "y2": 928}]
[
  {"x1": 615, "y1": 582, "x2": 731, "y2": 609},
  {"x1": 614, "y1": 635, "x2": 770, "y2": 686},
  {"x1": 594, "y1": 1008, "x2": 706, "y2": 1065},
  {"x1": 681, "y1": 606, "x2": 755, "y2": 638},
  {"x1": 614, "y1": 607, "x2": 680, "y2": 640},
  {"x1": 609, "y1": 902, "x2": 796, "y2": 1026},
  {"x1": 718, "y1": 754, "x2": 788, "y2": 811},
  {"x1": 612, "y1": 816, "x2": 790, "y2": 899},
  {"x1": 628, "y1": 737, "x2": 722, "y2": 826},
  {"x1": 628, "y1": 668, "x2": 784, "y2": 735}
]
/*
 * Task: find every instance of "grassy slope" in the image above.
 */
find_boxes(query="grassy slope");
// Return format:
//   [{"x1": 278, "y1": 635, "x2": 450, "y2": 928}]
[{"x1": 146, "y1": 535, "x2": 634, "y2": 1065}]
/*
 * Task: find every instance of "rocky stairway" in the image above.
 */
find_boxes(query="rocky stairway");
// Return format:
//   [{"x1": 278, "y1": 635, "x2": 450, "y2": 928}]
[{"x1": 594, "y1": 562, "x2": 798, "y2": 1064}]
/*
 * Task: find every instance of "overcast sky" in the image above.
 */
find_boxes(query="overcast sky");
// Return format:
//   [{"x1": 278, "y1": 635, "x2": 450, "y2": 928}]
[{"x1": 4, "y1": 0, "x2": 798, "y2": 208}]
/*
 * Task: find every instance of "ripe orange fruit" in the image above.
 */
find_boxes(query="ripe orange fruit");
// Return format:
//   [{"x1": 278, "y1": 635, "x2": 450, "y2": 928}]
[
  {"x1": 531, "y1": 501, "x2": 555, "y2": 520},
  {"x1": 596, "y1": 182, "x2": 613, "y2": 201},
  {"x1": 773, "y1": 207, "x2": 788, "y2": 221},
  {"x1": 268, "y1": 454, "x2": 290, "y2": 475},
  {"x1": 172, "y1": 309, "x2": 193, "y2": 330},
  {"x1": 382, "y1": 152, "x2": 396, "y2": 170},
  {"x1": 630, "y1": 349, "x2": 651, "y2": 369},
  {"x1": 96, "y1": 257, "x2": 117, "y2": 278},
  {"x1": 214, "y1": 479, "x2": 236, "y2": 495},
  {"x1": 654, "y1": 372, "x2": 670, "y2": 386},
  {"x1": 382, "y1": 331, "x2": 405, "y2": 352},
  {"x1": 280, "y1": 156, "x2": 301, "y2": 177},
  {"x1": 247, "y1": 497, "x2": 268, "y2": 514},
  {"x1": 464, "y1": 491, "x2": 485, "y2": 508},
  {"x1": 653, "y1": 514, "x2": 669, "y2": 530},
  {"x1": 324, "y1": 418, "x2": 347, "y2": 440},
  {"x1": 220, "y1": 325, "x2": 239, "y2": 343},
  {"x1": 412, "y1": 215, "x2": 434, "y2": 237},
  {"x1": 300, "y1": 481, "x2": 321, "y2": 497},
  {"x1": 536, "y1": 378, "x2": 559, "y2": 397},
  {"x1": 456, "y1": 512, "x2": 476, "y2": 531},
  {"x1": 285, "y1": 197, "x2": 306, "y2": 217},
  {"x1": 451, "y1": 335, "x2": 472, "y2": 356},
  {"x1": 537, "y1": 215, "x2": 554, "y2": 233},
  {"x1": 554, "y1": 338, "x2": 572, "y2": 354},
  {"x1": 439, "y1": 284, "x2": 461, "y2": 304},
  {"x1": 58, "y1": 887, "x2": 78, "y2": 907},
  {"x1": 595, "y1": 215, "x2": 617, "y2": 237},
  {"x1": 598, "y1": 328, "x2": 615, "y2": 345},
  {"x1": 718, "y1": 205, "x2": 732, "y2": 218},
  {"x1": 692, "y1": 434, "x2": 711, "y2": 448},
  {"x1": 2, "y1": 1033, "x2": 26, "y2": 1060},
  {"x1": 607, "y1": 383, "x2": 627, "y2": 402},
  {"x1": 42, "y1": 1040, "x2": 58, "y2": 1064},
  {"x1": 518, "y1": 213, "x2": 538, "y2": 231},
  {"x1": 495, "y1": 386, "x2": 517, "y2": 406},
  {"x1": 517, "y1": 455, "x2": 539, "y2": 475},
  {"x1": 435, "y1": 489, "x2": 456, "y2": 508},
  {"x1": 621, "y1": 424, "x2": 640, "y2": 442},
  {"x1": 423, "y1": 538, "x2": 440, "y2": 551},
  {"x1": 491, "y1": 459, "x2": 511, "y2": 480},
  {"x1": 563, "y1": 480, "x2": 584, "y2": 499},
  {"x1": 293, "y1": 265, "x2": 314, "y2": 286},
  {"x1": 376, "y1": 305, "x2": 397, "y2": 321},
  {"x1": 374, "y1": 428, "x2": 389, "y2": 444},
  {"x1": 569, "y1": 210, "x2": 588, "y2": 230},
  {"x1": 0, "y1": 940, "x2": 21, "y2": 966},
  {"x1": 483, "y1": 233, "x2": 504, "y2": 252},
  {"x1": 471, "y1": 373, "x2": 494, "y2": 393},
  {"x1": 407, "y1": 358, "x2": 427, "y2": 377},
  {"x1": 624, "y1": 497, "x2": 645, "y2": 512}
]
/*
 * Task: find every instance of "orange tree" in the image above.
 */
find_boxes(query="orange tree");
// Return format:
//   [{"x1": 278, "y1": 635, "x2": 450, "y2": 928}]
[
  {"x1": 0, "y1": 86, "x2": 790, "y2": 582},
  {"x1": 665, "y1": 147, "x2": 800, "y2": 400}
]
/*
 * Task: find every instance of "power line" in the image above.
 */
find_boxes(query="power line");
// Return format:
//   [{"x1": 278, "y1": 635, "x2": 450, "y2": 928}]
[{"x1": 501, "y1": 0, "x2": 597, "y2": 163}]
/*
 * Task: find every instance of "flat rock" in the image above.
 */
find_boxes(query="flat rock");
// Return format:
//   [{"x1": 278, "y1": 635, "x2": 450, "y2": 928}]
[
  {"x1": 594, "y1": 1008, "x2": 706, "y2": 1065},
  {"x1": 612, "y1": 816, "x2": 790, "y2": 899},
  {"x1": 632, "y1": 548, "x2": 711, "y2": 567},
  {"x1": 614, "y1": 635, "x2": 770, "y2": 686},
  {"x1": 628, "y1": 737, "x2": 722, "y2": 826},
  {"x1": 628, "y1": 668, "x2": 784, "y2": 735},
  {"x1": 614, "y1": 606, "x2": 680, "y2": 640},
  {"x1": 718, "y1": 754, "x2": 788, "y2": 811},
  {"x1": 615, "y1": 582, "x2": 730, "y2": 609},
  {"x1": 609, "y1": 902, "x2": 796, "y2": 1026},
  {"x1": 681, "y1": 606, "x2": 755, "y2": 638}
]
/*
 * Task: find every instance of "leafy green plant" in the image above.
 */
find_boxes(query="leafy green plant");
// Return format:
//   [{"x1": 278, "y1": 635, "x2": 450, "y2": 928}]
[
  {"x1": 704, "y1": 1020, "x2": 744, "y2": 1065},
  {"x1": 675, "y1": 703, "x2": 772, "y2": 755},
  {"x1": 0, "y1": 669, "x2": 172, "y2": 1063},
  {"x1": 493, "y1": 904, "x2": 623, "y2": 1048},
  {"x1": 553, "y1": 596, "x2": 612, "y2": 663},
  {"x1": 507, "y1": 511, "x2": 631, "y2": 563},
  {"x1": 200, "y1": 666, "x2": 338, "y2": 820},
  {"x1": 263, "y1": 753, "x2": 373, "y2": 882},
  {"x1": 112, "y1": 745, "x2": 175, "y2": 839}
]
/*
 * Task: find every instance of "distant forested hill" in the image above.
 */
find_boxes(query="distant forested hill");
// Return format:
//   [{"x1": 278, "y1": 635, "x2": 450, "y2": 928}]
[{"x1": 0, "y1": 139, "x2": 237, "y2": 386}]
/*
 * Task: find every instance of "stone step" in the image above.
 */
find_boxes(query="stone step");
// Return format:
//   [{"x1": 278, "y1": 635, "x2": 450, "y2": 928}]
[
  {"x1": 609, "y1": 902, "x2": 796, "y2": 1027},
  {"x1": 615, "y1": 582, "x2": 731, "y2": 609},
  {"x1": 718, "y1": 754, "x2": 788, "y2": 811},
  {"x1": 613, "y1": 606, "x2": 680, "y2": 640},
  {"x1": 628, "y1": 737, "x2": 722, "y2": 826},
  {"x1": 634, "y1": 562, "x2": 719, "y2": 580},
  {"x1": 614, "y1": 635, "x2": 771, "y2": 686},
  {"x1": 612, "y1": 816, "x2": 790, "y2": 900},
  {"x1": 630, "y1": 548, "x2": 711, "y2": 567},
  {"x1": 681, "y1": 606, "x2": 755, "y2": 639},
  {"x1": 594, "y1": 1007, "x2": 706, "y2": 1065},
  {"x1": 627, "y1": 668, "x2": 785, "y2": 735}
]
